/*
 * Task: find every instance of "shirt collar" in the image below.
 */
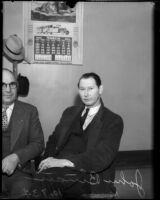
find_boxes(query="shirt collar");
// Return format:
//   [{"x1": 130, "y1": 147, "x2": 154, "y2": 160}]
[
  {"x1": 2, "y1": 103, "x2": 14, "y2": 111},
  {"x1": 8, "y1": 103, "x2": 14, "y2": 111},
  {"x1": 84, "y1": 103, "x2": 101, "y2": 116}
]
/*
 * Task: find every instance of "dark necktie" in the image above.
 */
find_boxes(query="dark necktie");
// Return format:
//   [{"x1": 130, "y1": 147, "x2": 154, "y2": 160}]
[
  {"x1": 2, "y1": 106, "x2": 8, "y2": 131},
  {"x1": 80, "y1": 108, "x2": 90, "y2": 128}
]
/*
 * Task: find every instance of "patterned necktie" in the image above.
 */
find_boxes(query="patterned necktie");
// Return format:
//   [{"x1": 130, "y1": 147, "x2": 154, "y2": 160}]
[
  {"x1": 2, "y1": 106, "x2": 8, "y2": 131},
  {"x1": 80, "y1": 108, "x2": 90, "y2": 128}
]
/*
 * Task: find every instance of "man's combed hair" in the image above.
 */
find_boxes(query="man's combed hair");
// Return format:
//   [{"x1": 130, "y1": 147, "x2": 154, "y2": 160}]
[
  {"x1": 3, "y1": 68, "x2": 17, "y2": 81},
  {"x1": 3, "y1": 68, "x2": 14, "y2": 75},
  {"x1": 78, "y1": 72, "x2": 102, "y2": 88}
]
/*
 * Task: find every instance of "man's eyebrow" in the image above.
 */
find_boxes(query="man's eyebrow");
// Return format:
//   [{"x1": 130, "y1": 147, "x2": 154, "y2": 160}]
[
  {"x1": 3, "y1": 81, "x2": 17, "y2": 83},
  {"x1": 2, "y1": 82, "x2": 17, "y2": 85}
]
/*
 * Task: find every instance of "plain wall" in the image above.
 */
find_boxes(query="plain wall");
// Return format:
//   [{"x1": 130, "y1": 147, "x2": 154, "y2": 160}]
[{"x1": 3, "y1": 2, "x2": 153, "y2": 150}]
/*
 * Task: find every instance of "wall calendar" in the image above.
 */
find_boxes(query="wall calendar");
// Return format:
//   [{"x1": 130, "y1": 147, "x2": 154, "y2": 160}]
[{"x1": 23, "y1": 1, "x2": 83, "y2": 65}]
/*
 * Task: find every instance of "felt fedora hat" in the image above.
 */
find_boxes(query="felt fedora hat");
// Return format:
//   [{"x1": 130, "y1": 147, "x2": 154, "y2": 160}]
[{"x1": 3, "y1": 34, "x2": 25, "y2": 61}]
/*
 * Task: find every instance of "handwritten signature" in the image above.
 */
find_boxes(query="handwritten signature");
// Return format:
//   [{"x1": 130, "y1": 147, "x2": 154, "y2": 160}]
[
  {"x1": 25, "y1": 169, "x2": 145, "y2": 198},
  {"x1": 104, "y1": 169, "x2": 145, "y2": 198}
]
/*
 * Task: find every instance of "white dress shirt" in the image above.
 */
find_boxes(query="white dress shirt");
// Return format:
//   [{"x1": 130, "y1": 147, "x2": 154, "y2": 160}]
[{"x1": 81, "y1": 104, "x2": 101, "y2": 130}]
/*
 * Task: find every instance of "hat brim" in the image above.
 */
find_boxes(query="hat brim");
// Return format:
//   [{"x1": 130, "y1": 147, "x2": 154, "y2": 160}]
[{"x1": 3, "y1": 39, "x2": 25, "y2": 61}]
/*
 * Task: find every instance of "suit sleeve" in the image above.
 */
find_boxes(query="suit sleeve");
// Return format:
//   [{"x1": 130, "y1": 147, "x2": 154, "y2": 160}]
[
  {"x1": 14, "y1": 107, "x2": 45, "y2": 165},
  {"x1": 42, "y1": 127, "x2": 59, "y2": 158},
  {"x1": 43, "y1": 108, "x2": 70, "y2": 158},
  {"x1": 63, "y1": 115, "x2": 124, "y2": 173}
]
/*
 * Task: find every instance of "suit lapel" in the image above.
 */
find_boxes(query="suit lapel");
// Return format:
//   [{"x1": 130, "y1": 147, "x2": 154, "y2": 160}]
[
  {"x1": 56, "y1": 104, "x2": 105, "y2": 153},
  {"x1": 86, "y1": 106, "x2": 104, "y2": 150},
  {"x1": 56, "y1": 106, "x2": 84, "y2": 152},
  {"x1": 10, "y1": 101, "x2": 24, "y2": 150}
]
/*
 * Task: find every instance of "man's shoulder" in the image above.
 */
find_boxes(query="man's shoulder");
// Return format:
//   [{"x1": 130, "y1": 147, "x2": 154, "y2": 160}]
[
  {"x1": 15, "y1": 100, "x2": 37, "y2": 111},
  {"x1": 62, "y1": 105, "x2": 82, "y2": 117},
  {"x1": 64, "y1": 105, "x2": 82, "y2": 113},
  {"x1": 102, "y1": 106, "x2": 123, "y2": 122}
]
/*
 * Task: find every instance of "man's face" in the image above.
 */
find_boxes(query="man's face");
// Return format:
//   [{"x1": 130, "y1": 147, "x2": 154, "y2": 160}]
[
  {"x1": 2, "y1": 70, "x2": 17, "y2": 106},
  {"x1": 78, "y1": 77, "x2": 103, "y2": 108}
]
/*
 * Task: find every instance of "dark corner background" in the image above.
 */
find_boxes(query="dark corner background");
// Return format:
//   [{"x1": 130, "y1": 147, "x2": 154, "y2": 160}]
[
  {"x1": 0, "y1": 1, "x2": 3, "y2": 193},
  {"x1": 153, "y1": 1, "x2": 160, "y2": 199}
]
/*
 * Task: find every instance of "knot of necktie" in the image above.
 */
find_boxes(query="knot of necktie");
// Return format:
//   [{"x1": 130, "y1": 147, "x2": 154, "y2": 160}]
[{"x1": 2, "y1": 104, "x2": 9, "y2": 110}]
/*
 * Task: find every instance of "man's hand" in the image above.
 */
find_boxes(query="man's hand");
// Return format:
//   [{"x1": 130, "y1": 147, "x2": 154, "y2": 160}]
[
  {"x1": 38, "y1": 157, "x2": 74, "y2": 173},
  {"x1": 2, "y1": 153, "x2": 20, "y2": 176}
]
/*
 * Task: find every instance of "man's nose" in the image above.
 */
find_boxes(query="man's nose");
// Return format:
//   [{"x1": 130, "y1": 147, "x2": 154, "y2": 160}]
[
  {"x1": 84, "y1": 90, "x2": 89, "y2": 96},
  {"x1": 5, "y1": 84, "x2": 11, "y2": 92}
]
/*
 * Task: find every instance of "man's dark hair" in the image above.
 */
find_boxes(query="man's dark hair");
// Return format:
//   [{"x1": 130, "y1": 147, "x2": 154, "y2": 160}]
[{"x1": 78, "y1": 72, "x2": 102, "y2": 88}]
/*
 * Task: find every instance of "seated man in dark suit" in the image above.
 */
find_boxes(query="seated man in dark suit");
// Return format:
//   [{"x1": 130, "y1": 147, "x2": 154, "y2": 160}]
[
  {"x1": 24, "y1": 72, "x2": 124, "y2": 199},
  {"x1": 2, "y1": 68, "x2": 45, "y2": 198}
]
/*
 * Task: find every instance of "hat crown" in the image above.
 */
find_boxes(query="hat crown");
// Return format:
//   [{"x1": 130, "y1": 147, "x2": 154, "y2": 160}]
[{"x1": 5, "y1": 35, "x2": 23, "y2": 54}]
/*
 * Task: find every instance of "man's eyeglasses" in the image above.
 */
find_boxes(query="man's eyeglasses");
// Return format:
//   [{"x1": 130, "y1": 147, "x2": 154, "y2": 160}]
[{"x1": 2, "y1": 82, "x2": 17, "y2": 90}]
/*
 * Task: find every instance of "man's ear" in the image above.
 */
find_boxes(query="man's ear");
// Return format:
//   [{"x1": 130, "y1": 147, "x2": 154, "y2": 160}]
[{"x1": 99, "y1": 85, "x2": 103, "y2": 95}]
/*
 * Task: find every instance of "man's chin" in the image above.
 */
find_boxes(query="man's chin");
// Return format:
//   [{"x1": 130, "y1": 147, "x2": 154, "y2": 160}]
[
  {"x1": 83, "y1": 102, "x2": 92, "y2": 107},
  {"x1": 3, "y1": 100, "x2": 14, "y2": 105}
]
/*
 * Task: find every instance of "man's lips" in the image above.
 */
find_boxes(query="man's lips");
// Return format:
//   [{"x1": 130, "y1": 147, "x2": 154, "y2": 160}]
[{"x1": 4, "y1": 95, "x2": 12, "y2": 98}]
